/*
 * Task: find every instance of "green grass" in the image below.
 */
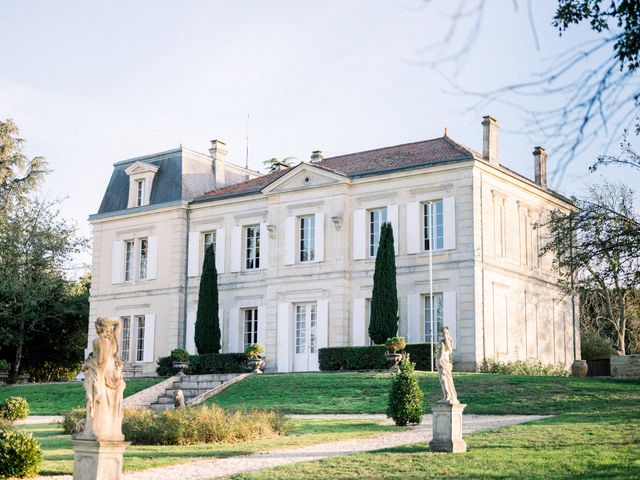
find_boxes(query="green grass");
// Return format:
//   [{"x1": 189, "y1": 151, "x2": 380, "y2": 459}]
[
  {"x1": 0, "y1": 379, "x2": 162, "y2": 414},
  {"x1": 21, "y1": 419, "x2": 398, "y2": 475},
  {"x1": 229, "y1": 409, "x2": 640, "y2": 479},
  {"x1": 208, "y1": 371, "x2": 640, "y2": 415}
]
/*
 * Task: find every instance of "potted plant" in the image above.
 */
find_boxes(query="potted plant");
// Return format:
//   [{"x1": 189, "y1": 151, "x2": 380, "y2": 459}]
[
  {"x1": 170, "y1": 348, "x2": 190, "y2": 374},
  {"x1": 385, "y1": 336, "x2": 406, "y2": 372},
  {"x1": 245, "y1": 343, "x2": 266, "y2": 373},
  {"x1": 0, "y1": 360, "x2": 10, "y2": 384}
]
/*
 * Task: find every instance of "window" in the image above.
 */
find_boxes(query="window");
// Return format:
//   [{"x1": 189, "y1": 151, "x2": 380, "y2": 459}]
[
  {"x1": 295, "y1": 305, "x2": 306, "y2": 354},
  {"x1": 139, "y1": 238, "x2": 148, "y2": 280},
  {"x1": 120, "y1": 316, "x2": 131, "y2": 362},
  {"x1": 494, "y1": 198, "x2": 505, "y2": 257},
  {"x1": 245, "y1": 225, "x2": 260, "y2": 269},
  {"x1": 203, "y1": 231, "x2": 216, "y2": 255},
  {"x1": 135, "y1": 315, "x2": 145, "y2": 362},
  {"x1": 369, "y1": 208, "x2": 387, "y2": 257},
  {"x1": 295, "y1": 303, "x2": 317, "y2": 354},
  {"x1": 136, "y1": 180, "x2": 145, "y2": 207},
  {"x1": 124, "y1": 240, "x2": 134, "y2": 282},
  {"x1": 243, "y1": 308, "x2": 259, "y2": 348},
  {"x1": 424, "y1": 293, "x2": 444, "y2": 343},
  {"x1": 299, "y1": 215, "x2": 316, "y2": 262},
  {"x1": 423, "y1": 201, "x2": 444, "y2": 251}
]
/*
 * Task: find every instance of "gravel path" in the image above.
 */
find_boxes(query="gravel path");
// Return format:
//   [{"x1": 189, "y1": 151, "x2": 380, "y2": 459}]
[
  {"x1": 16, "y1": 415, "x2": 64, "y2": 425},
  {"x1": 34, "y1": 414, "x2": 547, "y2": 480}
]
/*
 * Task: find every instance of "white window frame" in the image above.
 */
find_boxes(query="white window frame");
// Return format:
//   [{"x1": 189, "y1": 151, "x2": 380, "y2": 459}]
[
  {"x1": 135, "y1": 315, "x2": 146, "y2": 363},
  {"x1": 138, "y1": 238, "x2": 148, "y2": 280},
  {"x1": 494, "y1": 197, "x2": 506, "y2": 257},
  {"x1": 299, "y1": 215, "x2": 316, "y2": 262},
  {"x1": 203, "y1": 231, "x2": 216, "y2": 256},
  {"x1": 120, "y1": 316, "x2": 131, "y2": 362},
  {"x1": 424, "y1": 293, "x2": 444, "y2": 343},
  {"x1": 423, "y1": 201, "x2": 444, "y2": 251},
  {"x1": 294, "y1": 303, "x2": 317, "y2": 354},
  {"x1": 243, "y1": 307, "x2": 259, "y2": 349},
  {"x1": 136, "y1": 179, "x2": 145, "y2": 207},
  {"x1": 124, "y1": 240, "x2": 135, "y2": 282},
  {"x1": 368, "y1": 208, "x2": 387, "y2": 257},
  {"x1": 245, "y1": 225, "x2": 260, "y2": 270}
]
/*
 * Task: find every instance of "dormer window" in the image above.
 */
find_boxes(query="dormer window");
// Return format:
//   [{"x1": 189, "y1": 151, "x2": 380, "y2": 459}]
[{"x1": 125, "y1": 161, "x2": 158, "y2": 209}]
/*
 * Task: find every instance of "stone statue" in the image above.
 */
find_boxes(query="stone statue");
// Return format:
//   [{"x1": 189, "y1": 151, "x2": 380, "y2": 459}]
[
  {"x1": 75, "y1": 317, "x2": 126, "y2": 442},
  {"x1": 436, "y1": 326, "x2": 458, "y2": 404},
  {"x1": 174, "y1": 389, "x2": 185, "y2": 409}
]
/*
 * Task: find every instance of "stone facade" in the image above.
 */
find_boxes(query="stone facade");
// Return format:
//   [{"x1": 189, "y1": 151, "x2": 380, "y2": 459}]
[
  {"x1": 610, "y1": 355, "x2": 640, "y2": 379},
  {"x1": 88, "y1": 119, "x2": 579, "y2": 374}
]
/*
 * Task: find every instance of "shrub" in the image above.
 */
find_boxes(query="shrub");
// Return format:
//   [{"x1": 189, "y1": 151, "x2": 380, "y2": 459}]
[
  {"x1": 0, "y1": 429, "x2": 42, "y2": 479},
  {"x1": 0, "y1": 360, "x2": 10, "y2": 373},
  {"x1": 385, "y1": 336, "x2": 406, "y2": 353},
  {"x1": 170, "y1": 348, "x2": 190, "y2": 363},
  {"x1": 62, "y1": 408, "x2": 86, "y2": 435},
  {"x1": 319, "y1": 343, "x2": 434, "y2": 371},
  {"x1": 479, "y1": 358, "x2": 569, "y2": 376},
  {"x1": 157, "y1": 352, "x2": 249, "y2": 376},
  {"x1": 245, "y1": 343, "x2": 265, "y2": 359},
  {"x1": 580, "y1": 330, "x2": 614, "y2": 360},
  {"x1": 122, "y1": 405, "x2": 288, "y2": 445},
  {"x1": 369, "y1": 223, "x2": 398, "y2": 344},
  {"x1": 387, "y1": 355, "x2": 424, "y2": 426},
  {"x1": 0, "y1": 397, "x2": 30, "y2": 421}
]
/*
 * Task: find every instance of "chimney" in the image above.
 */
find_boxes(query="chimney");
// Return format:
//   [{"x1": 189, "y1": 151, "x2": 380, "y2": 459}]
[
  {"x1": 533, "y1": 146, "x2": 547, "y2": 187},
  {"x1": 209, "y1": 139, "x2": 228, "y2": 185},
  {"x1": 481, "y1": 115, "x2": 499, "y2": 165},
  {"x1": 311, "y1": 150, "x2": 323, "y2": 162}
]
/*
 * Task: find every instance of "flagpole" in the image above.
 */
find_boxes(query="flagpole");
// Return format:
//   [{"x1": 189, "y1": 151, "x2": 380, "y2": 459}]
[{"x1": 429, "y1": 202, "x2": 434, "y2": 372}]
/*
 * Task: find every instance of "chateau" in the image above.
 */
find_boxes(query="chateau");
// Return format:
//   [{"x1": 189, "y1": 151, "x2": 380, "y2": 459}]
[{"x1": 88, "y1": 116, "x2": 578, "y2": 375}]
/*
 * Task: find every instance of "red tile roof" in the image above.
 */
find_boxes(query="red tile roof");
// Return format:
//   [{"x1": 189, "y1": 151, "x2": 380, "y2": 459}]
[{"x1": 200, "y1": 136, "x2": 478, "y2": 201}]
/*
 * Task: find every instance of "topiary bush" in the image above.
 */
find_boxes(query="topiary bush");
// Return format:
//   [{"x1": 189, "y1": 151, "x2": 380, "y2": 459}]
[
  {"x1": 387, "y1": 355, "x2": 424, "y2": 426},
  {"x1": 580, "y1": 330, "x2": 614, "y2": 360},
  {"x1": 170, "y1": 348, "x2": 190, "y2": 363},
  {"x1": 479, "y1": 358, "x2": 569, "y2": 376},
  {"x1": 0, "y1": 397, "x2": 30, "y2": 421},
  {"x1": 0, "y1": 429, "x2": 42, "y2": 479},
  {"x1": 319, "y1": 343, "x2": 434, "y2": 371}
]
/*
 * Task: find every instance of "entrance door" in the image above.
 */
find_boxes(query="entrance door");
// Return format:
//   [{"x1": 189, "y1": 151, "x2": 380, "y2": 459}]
[{"x1": 293, "y1": 303, "x2": 318, "y2": 371}]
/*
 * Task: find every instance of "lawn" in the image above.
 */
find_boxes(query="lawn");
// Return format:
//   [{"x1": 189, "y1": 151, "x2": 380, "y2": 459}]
[
  {"x1": 0, "y1": 379, "x2": 161, "y2": 414},
  {"x1": 22, "y1": 419, "x2": 399, "y2": 475},
  {"x1": 208, "y1": 371, "x2": 640, "y2": 415}
]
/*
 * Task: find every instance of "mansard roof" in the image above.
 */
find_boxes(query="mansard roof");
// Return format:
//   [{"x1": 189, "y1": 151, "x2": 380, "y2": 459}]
[{"x1": 199, "y1": 136, "x2": 477, "y2": 201}]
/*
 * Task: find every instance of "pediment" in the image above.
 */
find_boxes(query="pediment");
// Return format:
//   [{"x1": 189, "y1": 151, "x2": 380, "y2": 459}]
[
  {"x1": 125, "y1": 161, "x2": 159, "y2": 176},
  {"x1": 262, "y1": 164, "x2": 348, "y2": 194}
]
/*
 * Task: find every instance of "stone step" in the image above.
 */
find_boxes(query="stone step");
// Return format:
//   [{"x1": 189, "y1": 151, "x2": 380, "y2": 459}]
[
  {"x1": 174, "y1": 380, "x2": 225, "y2": 389},
  {"x1": 178, "y1": 374, "x2": 238, "y2": 383}
]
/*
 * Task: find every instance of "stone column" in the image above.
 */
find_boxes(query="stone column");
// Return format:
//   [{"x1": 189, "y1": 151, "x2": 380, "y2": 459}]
[
  {"x1": 429, "y1": 402, "x2": 467, "y2": 453},
  {"x1": 71, "y1": 438, "x2": 129, "y2": 480}
]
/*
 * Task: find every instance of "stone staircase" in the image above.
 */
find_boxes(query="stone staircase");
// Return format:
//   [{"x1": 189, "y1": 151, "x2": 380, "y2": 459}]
[{"x1": 149, "y1": 373, "x2": 244, "y2": 410}]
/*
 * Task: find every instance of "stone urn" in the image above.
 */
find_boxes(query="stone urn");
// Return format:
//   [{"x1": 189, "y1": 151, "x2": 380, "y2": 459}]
[
  {"x1": 571, "y1": 359, "x2": 588, "y2": 377},
  {"x1": 172, "y1": 361, "x2": 189, "y2": 374},
  {"x1": 385, "y1": 352, "x2": 403, "y2": 372},
  {"x1": 0, "y1": 372, "x2": 8, "y2": 384},
  {"x1": 247, "y1": 356, "x2": 266, "y2": 374}
]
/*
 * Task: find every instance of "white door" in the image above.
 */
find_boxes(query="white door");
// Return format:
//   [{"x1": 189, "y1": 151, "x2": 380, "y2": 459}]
[{"x1": 293, "y1": 303, "x2": 318, "y2": 371}]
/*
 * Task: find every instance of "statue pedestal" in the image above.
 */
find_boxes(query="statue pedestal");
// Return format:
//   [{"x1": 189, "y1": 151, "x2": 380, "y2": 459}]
[
  {"x1": 71, "y1": 437, "x2": 129, "y2": 480},
  {"x1": 429, "y1": 402, "x2": 467, "y2": 453}
]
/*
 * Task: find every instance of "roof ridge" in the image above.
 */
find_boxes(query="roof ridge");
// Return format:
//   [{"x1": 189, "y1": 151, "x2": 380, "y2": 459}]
[
  {"x1": 441, "y1": 135, "x2": 481, "y2": 159},
  {"x1": 319, "y1": 136, "x2": 449, "y2": 162}
]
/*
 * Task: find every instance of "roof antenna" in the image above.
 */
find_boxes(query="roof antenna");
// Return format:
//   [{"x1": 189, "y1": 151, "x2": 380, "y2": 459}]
[{"x1": 245, "y1": 113, "x2": 250, "y2": 170}]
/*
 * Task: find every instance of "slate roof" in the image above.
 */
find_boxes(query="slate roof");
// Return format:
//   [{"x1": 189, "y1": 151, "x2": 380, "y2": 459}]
[{"x1": 199, "y1": 136, "x2": 478, "y2": 201}]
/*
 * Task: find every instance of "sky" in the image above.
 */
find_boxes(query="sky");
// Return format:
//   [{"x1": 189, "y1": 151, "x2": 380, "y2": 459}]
[{"x1": 1, "y1": 0, "x2": 639, "y2": 273}]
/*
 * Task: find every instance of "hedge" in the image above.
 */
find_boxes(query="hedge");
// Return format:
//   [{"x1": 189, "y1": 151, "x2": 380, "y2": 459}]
[
  {"x1": 156, "y1": 352, "x2": 248, "y2": 376},
  {"x1": 319, "y1": 343, "x2": 435, "y2": 371}
]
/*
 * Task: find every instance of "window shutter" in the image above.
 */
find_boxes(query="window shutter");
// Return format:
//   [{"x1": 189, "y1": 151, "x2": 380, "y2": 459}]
[
  {"x1": 147, "y1": 235, "x2": 158, "y2": 280},
  {"x1": 260, "y1": 222, "x2": 269, "y2": 269},
  {"x1": 352, "y1": 209, "x2": 366, "y2": 260},
  {"x1": 185, "y1": 309, "x2": 196, "y2": 354},
  {"x1": 257, "y1": 305, "x2": 267, "y2": 346},
  {"x1": 111, "y1": 241, "x2": 124, "y2": 284},
  {"x1": 443, "y1": 196, "x2": 456, "y2": 250},
  {"x1": 407, "y1": 294, "x2": 421, "y2": 343},
  {"x1": 284, "y1": 216, "x2": 295, "y2": 265},
  {"x1": 315, "y1": 212, "x2": 325, "y2": 262},
  {"x1": 187, "y1": 231, "x2": 200, "y2": 277},
  {"x1": 230, "y1": 226, "x2": 242, "y2": 272},
  {"x1": 218, "y1": 308, "x2": 224, "y2": 351},
  {"x1": 142, "y1": 314, "x2": 156, "y2": 363},
  {"x1": 406, "y1": 202, "x2": 420, "y2": 254},
  {"x1": 216, "y1": 228, "x2": 225, "y2": 274},
  {"x1": 317, "y1": 300, "x2": 329, "y2": 351},
  {"x1": 443, "y1": 291, "x2": 457, "y2": 347},
  {"x1": 276, "y1": 303, "x2": 290, "y2": 372},
  {"x1": 387, "y1": 204, "x2": 399, "y2": 255},
  {"x1": 352, "y1": 298, "x2": 366, "y2": 346},
  {"x1": 228, "y1": 307, "x2": 240, "y2": 352}
]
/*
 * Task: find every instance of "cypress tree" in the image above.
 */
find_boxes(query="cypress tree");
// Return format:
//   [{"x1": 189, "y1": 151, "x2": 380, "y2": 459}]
[
  {"x1": 195, "y1": 244, "x2": 221, "y2": 354},
  {"x1": 368, "y1": 222, "x2": 398, "y2": 344}
]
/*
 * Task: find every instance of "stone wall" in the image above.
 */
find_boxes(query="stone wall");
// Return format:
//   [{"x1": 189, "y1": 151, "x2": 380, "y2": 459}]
[{"x1": 610, "y1": 355, "x2": 640, "y2": 379}]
